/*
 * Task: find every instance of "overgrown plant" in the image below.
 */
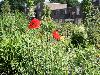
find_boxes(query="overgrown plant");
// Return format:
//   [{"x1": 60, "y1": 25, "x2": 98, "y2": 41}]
[
  {"x1": 1, "y1": 0, "x2": 11, "y2": 14},
  {"x1": 28, "y1": 0, "x2": 35, "y2": 17},
  {"x1": 81, "y1": 0, "x2": 93, "y2": 26},
  {"x1": 82, "y1": 0, "x2": 100, "y2": 47},
  {"x1": 41, "y1": 3, "x2": 52, "y2": 20},
  {"x1": 0, "y1": 7, "x2": 99, "y2": 75}
]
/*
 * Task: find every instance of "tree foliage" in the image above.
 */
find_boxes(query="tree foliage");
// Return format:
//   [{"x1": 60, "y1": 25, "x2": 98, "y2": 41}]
[
  {"x1": 10, "y1": 0, "x2": 25, "y2": 10},
  {"x1": 1, "y1": 0, "x2": 10, "y2": 14},
  {"x1": 41, "y1": 4, "x2": 52, "y2": 20},
  {"x1": 81, "y1": 0, "x2": 100, "y2": 45},
  {"x1": 34, "y1": 0, "x2": 44, "y2": 5},
  {"x1": 0, "y1": 0, "x2": 45, "y2": 12},
  {"x1": 81, "y1": 0, "x2": 93, "y2": 24}
]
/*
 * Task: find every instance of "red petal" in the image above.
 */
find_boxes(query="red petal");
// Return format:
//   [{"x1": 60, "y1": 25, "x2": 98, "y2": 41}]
[
  {"x1": 28, "y1": 18, "x2": 41, "y2": 29},
  {"x1": 52, "y1": 30, "x2": 61, "y2": 40}
]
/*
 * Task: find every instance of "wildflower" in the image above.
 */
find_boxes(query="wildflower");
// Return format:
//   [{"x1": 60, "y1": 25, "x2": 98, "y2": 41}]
[
  {"x1": 52, "y1": 30, "x2": 61, "y2": 40},
  {"x1": 28, "y1": 18, "x2": 41, "y2": 29},
  {"x1": 60, "y1": 36, "x2": 65, "y2": 42}
]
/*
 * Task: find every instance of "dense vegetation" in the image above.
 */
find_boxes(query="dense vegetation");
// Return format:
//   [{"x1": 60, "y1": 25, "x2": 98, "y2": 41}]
[{"x1": 0, "y1": 0, "x2": 100, "y2": 75}]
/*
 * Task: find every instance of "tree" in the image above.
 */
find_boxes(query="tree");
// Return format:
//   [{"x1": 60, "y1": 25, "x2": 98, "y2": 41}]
[
  {"x1": 33, "y1": 0, "x2": 44, "y2": 5},
  {"x1": 66, "y1": 0, "x2": 79, "y2": 7},
  {"x1": 50, "y1": 0, "x2": 79, "y2": 7},
  {"x1": 41, "y1": 4, "x2": 52, "y2": 20},
  {"x1": 2, "y1": 0, "x2": 44, "y2": 12},
  {"x1": 82, "y1": 0, "x2": 100, "y2": 45},
  {"x1": 1, "y1": 0, "x2": 27, "y2": 12},
  {"x1": 27, "y1": 0, "x2": 34, "y2": 17},
  {"x1": 81, "y1": 0, "x2": 93, "y2": 25}
]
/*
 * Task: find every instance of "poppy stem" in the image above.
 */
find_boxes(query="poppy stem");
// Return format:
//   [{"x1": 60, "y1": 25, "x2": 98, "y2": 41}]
[{"x1": 47, "y1": 32, "x2": 49, "y2": 42}]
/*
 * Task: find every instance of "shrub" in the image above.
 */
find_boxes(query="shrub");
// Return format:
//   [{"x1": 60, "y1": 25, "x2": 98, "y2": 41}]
[
  {"x1": 71, "y1": 25, "x2": 87, "y2": 47},
  {"x1": 0, "y1": 11, "x2": 99, "y2": 75},
  {"x1": 58, "y1": 23, "x2": 87, "y2": 47},
  {"x1": 86, "y1": 8, "x2": 100, "y2": 47}
]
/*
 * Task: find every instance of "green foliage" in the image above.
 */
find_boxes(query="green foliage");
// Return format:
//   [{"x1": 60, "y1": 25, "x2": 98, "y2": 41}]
[
  {"x1": 27, "y1": 0, "x2": 34, "y2": 6},
  {"x1": 27, "y1": 0, "x2": 34, "y2": 17},
  {"x1": 1, "y1": 0, "x2": 11, "y2": 14},
  {"x1": 2, "y1": 0, "x2": 44, "y2": 12},
  {"x1": 5, "y1": 0, "x2": 27, "y2": 12},
  {"x1": 86, "y1": 9, "x2": 100, "y2": 45},
  {"x1": 58, "y1": 23, "x2": 88, "y2": 47},
  {"x1": 71, "y1": 25, "x2": 87, "y2": 47},
  {"x1": 41, "y1": 20, "x2": 56, "y2": 32},
  {"x1": 82, "y1": 0, "x2": 100, "y2": 47},
  {"x1": 81, "y1": 0, "x2": 93, "y2": 25},
  {"x1": 40, "y1": 3, "x2": 54, "y2": 33},
  {"x1": 66, "y1": 0, "x2": 79, "y2": 7},
  {"x1": 0, "y1": 11, "x2": 100, "y2": 75},
  {"x1": 33, "y1": 0, "x2": 45, "y2": 5},
  {"x1": 41, "y1": 3, "x2": 52, "y2": 20}
]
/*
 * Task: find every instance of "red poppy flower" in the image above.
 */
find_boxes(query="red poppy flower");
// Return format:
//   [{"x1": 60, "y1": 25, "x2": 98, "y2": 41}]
[
  {"x1": 52, "y1": 30, "x2": 61, "y2": 40},
  {"x1": 28, "y1": 18, "x2": 41, "y2": 29}
]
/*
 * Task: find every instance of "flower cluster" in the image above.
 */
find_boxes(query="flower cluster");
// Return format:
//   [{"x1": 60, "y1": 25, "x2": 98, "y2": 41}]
[{"x1": 28, "y1": 18, "x2": 61, "y2": 40}]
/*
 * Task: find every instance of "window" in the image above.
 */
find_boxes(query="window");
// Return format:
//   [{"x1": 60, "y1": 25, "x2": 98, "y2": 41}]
[
  {"x1": 53, "y1": 10, "x2": 57, "y2": 15},
  {"x1": 60, "y1": 9, "x2": 65, "y2": 15},
  {"x1": 76, "y1": 7, "x2": 80, "y2": 15}
]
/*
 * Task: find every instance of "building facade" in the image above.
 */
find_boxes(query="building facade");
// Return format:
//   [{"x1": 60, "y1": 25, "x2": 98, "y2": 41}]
[{"x1": 34, "y1": 0, "x2": 100, "y2": 24}]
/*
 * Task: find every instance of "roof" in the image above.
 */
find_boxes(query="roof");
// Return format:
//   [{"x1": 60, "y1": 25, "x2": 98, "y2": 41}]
[{"x1": 44, "y1": 3, "x2": 67, "y2": 10}]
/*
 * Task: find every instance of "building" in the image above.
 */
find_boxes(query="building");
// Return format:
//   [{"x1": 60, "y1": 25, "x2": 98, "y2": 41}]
[
  {"x1": 35, "y1": 2, "x2": 82, "y2": 24},
  {"x1": 92, "y1": 0, "x2": 100, "y2": 10},
  {"x1": 35, "y1": 3, "x2": 67, "y2": 20},
  {"x1": 92, "y1": 0, "x2": 100, "y2": 6},
  {"x1": 34, "y1": 0, "x2": 99, "y2": 24}
]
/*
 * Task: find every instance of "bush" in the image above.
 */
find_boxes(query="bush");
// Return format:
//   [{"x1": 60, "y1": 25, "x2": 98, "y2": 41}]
[
  {"x1": 58, "y1": 23, "x2": 87, "y2": 47},
  {"x1": 86, "y1": 9, "x2": 100, "y2": 48},
  {"x1": 71, "y1": 25, "x2": 87, "y2": 47},
  {"x1": 0, "y1": 12, "x2": 99, "y2": 75}
]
